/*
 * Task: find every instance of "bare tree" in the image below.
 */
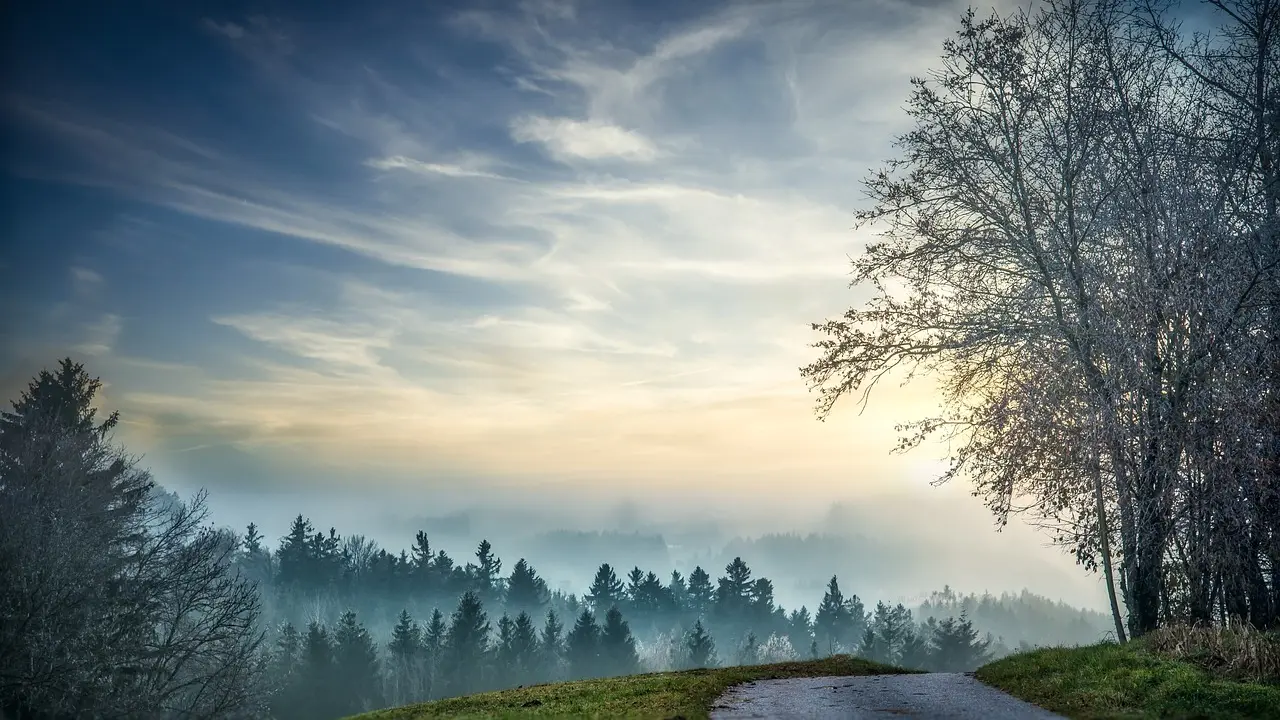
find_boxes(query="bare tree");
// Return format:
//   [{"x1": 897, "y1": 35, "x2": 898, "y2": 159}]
[{"x1": 802, "y1": 0, "x2": 1277, "y2": 637}]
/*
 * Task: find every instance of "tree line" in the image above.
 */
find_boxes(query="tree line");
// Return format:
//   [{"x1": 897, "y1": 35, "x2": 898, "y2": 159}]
[
  {"x1": 257, "y1": 560, "x2": 998, "y2": 719},
  {"x1": 2, "y1": 359, "x2": 1042, "y2": 719}
]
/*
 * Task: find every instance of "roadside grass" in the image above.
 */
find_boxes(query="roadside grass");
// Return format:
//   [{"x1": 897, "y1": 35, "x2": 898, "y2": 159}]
[
  {"x1": 975, "y1": 636, "x2": 1280, "y2": 720},
  {"x1": 349, "y1": 655, "x2": 913, "y2": 720}
]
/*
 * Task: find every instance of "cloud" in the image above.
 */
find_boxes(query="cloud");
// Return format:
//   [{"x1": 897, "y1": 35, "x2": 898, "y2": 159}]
[
  {"x1": 510, "y1": 116, "x2": 659, "y2": 162},
  {"x1": 70, "y1": 266, "x2": 104, "y2": 296},
  {"x1": 72, "y1": 314, "x2": 122, "y2": 357},
  {"x1": 11, "y1": 0, "x2": 986, "y2": 493},
  {"x1": 365, "y1": 155, "x2": 518, "y2": 180}
]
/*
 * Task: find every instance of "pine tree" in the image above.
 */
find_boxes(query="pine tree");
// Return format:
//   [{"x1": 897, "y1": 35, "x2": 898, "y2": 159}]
[
  {"x1": 387, "y1": 610, "x2": 422, "y2": 705},
  {"x1": 928, "y1": 613, "x2": 992, "y2": 672},
  {"x1": 714, "y1": 557, "x2": 753, "y2": 622},
  {"x1": 505, "y1": 558, "x2": 548, "y2": 615},
  {"x1": 814, "y1": 576, "x2": 851, "y2": 654},
  {"x1": 511, "y1": 612, "x2": 541, "y2": 686},
  {"x1": 410, "y1": 531, "x2": 433, "y2": 594},
  {"x1": 473, "y1": 540, "x2": 502, "y2": 605},
  {"x1": 858, "y1": 625, "x2": 881, "y2": 661},
  {"x1": 687, "y1": 566, "x2": 714, "y2": 618},
  {"x1": 749, "y1": 578, "x2": 775, "y2": 623},
  {"x1": 268, "y1": 623, "x2": 302, "y2": 719},
  {"x1": 421, "y1": 609, "x2": 447, "y2": 699},
  {"x1": 599, "y1": 606, "x2": 640, "y2": 677},
  {"x1": 565, "y1": 609, "x2": 601, "y2": 679},
  {"x1": 585, "y1": 564, "x2": 624, "y2": 612},
  {"x1": 668, "y1": 570, "x2": 689, "y2": 612},
  {"x1": 334, "y1": 610, "x2": 381, "y2": 715},
  {"x1": 299, "y1": 621, "x2": 335, "y2": 719},
  {"x1": 539, "y1": 609, "x2": 565, "y2": 683},
  {"x1": 494, "y1": 614, "x2": 517, "y2": 682},
  {"x1": 683, "y1": 619, "x2": 718, "y2": 668},
  {"x1": 444, "y1": 591, "x2": 491, "y2": 695},
  {"x1": 897, "y1": 629, "x2": 932, "y2": 670},
  {"x1": 238, "y1": 522, "x2": 273, "y2": 585},
  {"x1": 787, "y1": 607, "x2": 814, "y2": 654}
]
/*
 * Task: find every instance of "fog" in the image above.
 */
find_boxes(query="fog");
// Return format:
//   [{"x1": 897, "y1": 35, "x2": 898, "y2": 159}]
[{"x1": 186, "y1": 478, "x2": 1110, "y2": 615}]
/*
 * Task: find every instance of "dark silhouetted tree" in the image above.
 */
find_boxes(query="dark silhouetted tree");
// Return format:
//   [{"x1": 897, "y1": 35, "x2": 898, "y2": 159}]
[
  {"x1": 334, "y1": 610, "x2": 381, "y2": 714},
  {"x1": 599, "y1": 606, "x2": 640, "y2": 677},
  {"x1": 565, "y1": 609, "x2": 601, "y2": 679},
  {"x1": 443, "y1": 592, "x2": 490, "y2": 695},
  {"x1": 585, "y1": 564, "x2": 624, "y2": 612},
  {"x1": 683, "y1": 620, "x2": 718, "y2": 668}
]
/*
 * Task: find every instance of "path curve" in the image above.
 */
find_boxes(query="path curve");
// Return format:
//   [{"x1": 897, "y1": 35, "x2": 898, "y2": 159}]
[{"x1": 709, "y1": 672, "x2": 1066, "y2": 719}]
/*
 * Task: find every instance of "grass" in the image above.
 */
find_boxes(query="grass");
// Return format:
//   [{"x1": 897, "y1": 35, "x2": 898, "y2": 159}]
[
  {"x1": 975, "y1": 638, "x2": 1280, "y2": 720},
  {"x1": 349, "y1": 656, "x2": 913, "y2": 720}
]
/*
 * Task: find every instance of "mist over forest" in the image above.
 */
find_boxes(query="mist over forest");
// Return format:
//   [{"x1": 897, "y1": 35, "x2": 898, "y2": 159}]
[{"x1": 185, "y1": 482, "x2": 1113, "y2": 615}]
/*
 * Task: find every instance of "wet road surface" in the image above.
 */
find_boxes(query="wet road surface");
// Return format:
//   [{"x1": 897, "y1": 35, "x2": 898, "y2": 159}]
[{"x1": 709, "y1": 672, "x2": 1067, "y2": 719}]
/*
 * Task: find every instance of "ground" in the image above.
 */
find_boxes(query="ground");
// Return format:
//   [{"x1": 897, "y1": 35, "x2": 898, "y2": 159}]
[
  {"x1": 350, "y1": 642, "x2": 1280, "y2": 720},
  {"x1": 975, "y1": 643, "x2": 1280, "y2": 720},
  {"x1": 349, "y1": 656, "x2": 910, "y2": 719}
]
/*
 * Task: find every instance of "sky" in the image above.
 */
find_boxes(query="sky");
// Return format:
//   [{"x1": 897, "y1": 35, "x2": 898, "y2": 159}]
[{"x1": 1, "y1": 0, "x2": 1124, "y2": 609}]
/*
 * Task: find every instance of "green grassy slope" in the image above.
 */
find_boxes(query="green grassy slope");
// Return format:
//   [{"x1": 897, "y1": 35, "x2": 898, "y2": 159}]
[
  {"x1": 975, "y1": 643, "x2": 1280, "y2": 720},
  {"x1": 348, "y1": 656, "x2": 913, "y2": 720}
]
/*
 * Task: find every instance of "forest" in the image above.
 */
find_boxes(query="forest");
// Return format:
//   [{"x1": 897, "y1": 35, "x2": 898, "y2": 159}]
[{"x1": 0, "y1": 359, "x2": 1107, "y2": 719}]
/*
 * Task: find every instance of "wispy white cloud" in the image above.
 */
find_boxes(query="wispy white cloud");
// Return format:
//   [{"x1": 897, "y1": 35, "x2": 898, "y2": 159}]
[
  {"x1": 73, "y1": 313, "x2": 121, "y2": 357},
  {"x1": 366, "y1": 155, "x2": 518, "y2": 180},
  {"x1": 510, "y1": 115, "x2": 659, "y2": 162},
  {"x1": 69, "y1": 266, "x2": 103, "y2": 296}
]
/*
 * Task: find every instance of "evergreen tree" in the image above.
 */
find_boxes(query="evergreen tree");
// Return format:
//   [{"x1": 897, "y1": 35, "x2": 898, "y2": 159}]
[
  {"x1": 387, "y1": 610, "x2": 422, "y2": 705},
  {"x1": 669, "y1": 570, "x2": 689, "y2": 612},
  {"x1": 268, "y1": 623, "x2": 302, "y2": 719},
  {"x1": 687, "y1": 566, "x2": 714, "y2": 618},
  {"x1": 897, "y1": 629, "x2": 932, "y2": 670},
  {"x1": 599, "y1": 606, "x2": 640, "y2": 677},
  {"x1": 505, "y1": 558, "x2": 549, "y2": 615},
  {"x1": 787, "y1": 607, "x2": 814, "y2": 654},
  {"x1": 410, "y1": 531, "x2": 433, "y2": 594},
  {"x1": 238, "y1": 522, "x2": 273, "y2": 585},
  {"x1": 421, "y1": 609, "x2": 447, "y2": 699},
  {"x1": 683, "y1": 619, "x2": 718, "y2": 668},
  {"x1": 869, "y1": 602, "x2": 911, "y2": 665},
  {"x1": 276, "y1": 516, "x2": 314, "y2": 588},
  {"x1": 714, "y1": 557, "x2": 753, "y2": 622},
  {"x1": 334, "y1": 610, "x2": 381, "y2": 715},
  {"x1": 625, "y1": 567, "x2": 646, "y2": 609},
  {"x1": 473, "y1": 540, "x2": 503, "y2": 605},
  {"x1": 858, "y1": 625, "x2": 881, "y2": 661},
  {"x1": 299, "y1": 621, "x2": 335, "y2": 719},
  {"x1": 494, "y1": 614, "x2": 517, "y2": 682},
  {"x1": 814, "y1": 576, "x2": 851, "y2": 654},
  {"x1": 844, "y1": 593, "x2": 868, "y2": 645},
  {"x1": 585, "y1": 564, "x2": 624, "y2": 612},
  {"x1": 511, "y1": 611, "x2": 542, "y2": 686},
  {"x1": 539, "y1": 609, "x2": 565, "y2": 683},
  {"x1": 443, "y1": 591, "x2": 491, "y2": 695},
  {"x1": 565, "y1": 609, "x2": 601, "y2": 679},
  {"x1": 929, "y1": 614, "x2": 992, "y2": 672}
]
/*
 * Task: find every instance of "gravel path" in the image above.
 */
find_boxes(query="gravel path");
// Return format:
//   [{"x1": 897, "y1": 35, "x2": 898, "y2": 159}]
[{"x1": 709, "y1": 672, "x2": 1067, "y2": 719}]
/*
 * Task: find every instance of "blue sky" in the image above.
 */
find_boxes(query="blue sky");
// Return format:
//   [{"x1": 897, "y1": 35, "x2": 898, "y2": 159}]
[{"x1": 0, "y1": 0, "x2": 1128, "y2": 606}]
